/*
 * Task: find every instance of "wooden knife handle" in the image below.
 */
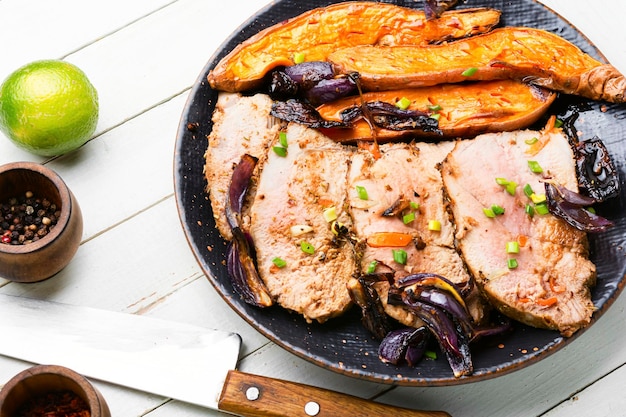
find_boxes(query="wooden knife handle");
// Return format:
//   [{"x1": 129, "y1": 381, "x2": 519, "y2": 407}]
[{"x1": 218, "y1": 370, "x2": 451, "y2": 417}]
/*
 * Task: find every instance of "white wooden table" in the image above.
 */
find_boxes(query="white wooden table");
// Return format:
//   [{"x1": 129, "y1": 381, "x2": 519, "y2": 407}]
[{"x1": 0, "y1": 1, "x2": 625, "y2": 416}]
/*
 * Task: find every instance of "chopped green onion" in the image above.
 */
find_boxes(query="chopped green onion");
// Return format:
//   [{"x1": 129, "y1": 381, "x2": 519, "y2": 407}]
[
  {"x1": 527, "y1": 160, "x2": 543, "y2": 174},
  {"x1": 507, "y1": 258, "x2": 519, "y2": 269},
  {"x1": 300, "y1": 241, "x2": 315, "y2": 255},
  {"x1": 523, "y1": 184, "x2": 534, "y2": 198},
  {"x1": 403, "y1": 212, "x2": 416, "y2": 224},
  {"x1": 524, "y1": 137, "x2": 539, "y2": 145},
  {"x1": 462, "y1": 67, "x2": 478, "y2": 77},
  {"x1": 424, "y1": 350, "x2": 437, "y2": 360},
  {"x1": 410, "y1": 201, "x2": 420, "y2": 210},
  {"x1": 506, "y1": 241, "x2": 520, "y2": 254},
  {"x1": 293, "y1": 52, "x2": 305, "y2": 64},
  {"x1": 396, "y1": 97, "x2": 411, "y2": 110},
  {"x1": 495, "y1": 177, "x2": 509, "y2": 186},
  {"x1": 323, "y1": 206, "x2": 337, "y2": 223},
  {"x1": 366, "y1": 260, "x2": 378, "y2": 274},
  {"x1": 392, "y1": 249, "x2": 408, "y2": 265},
  {"x1": 554, "y1": 118, "x2": 564, "y2": 128},
  {"x1": 430, "y1": 113, "x2": 441, "y2": 121},
  {"x1": 483, "y1": 207, "x2": 496, "y2": 218},
  {"x1": 355, "y1": 185, "x2": 369, "y2": 200},
  {"x1": 530, "y1": 193, "x2": 546, "y2": 204},
  {"x1": 428, "y1": 219, "x2": 441, "y2": 231},
  {"x1": 273, "y1": 146, "x2": 287, "y2": 157},
  {"x1": 525, "y1": 204, "x2": 535, "y2": 217},
  {"x1": 279, "y1": 131, "x2": 288, "y2": 147},
  {"x1": 491, "y1": 204, "x2": 505, "y2": 215},
  {"x1": 428, "y1": 104, "x2": 442, "y2": 112},
  {"x1": 586, "y1": 206, "x2": 596, "y2": 214},
  {"x1": 272, "y1": 257, "x2": 287, "y2": 268},
  {"x1": 505, "y1": 181, "x2": 517, "y2": 196},
  {"x1": 535, "y1": 203, "x2": 549, "y2": 215}
]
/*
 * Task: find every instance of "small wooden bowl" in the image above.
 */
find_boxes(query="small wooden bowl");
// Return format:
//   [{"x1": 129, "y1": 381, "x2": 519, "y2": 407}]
[
  {"x1": 0, "y1": 364, "x2": 111, "y2": 417},
  {"x1": 0, "y1": 161, "x2": 83, "y2": 282}
]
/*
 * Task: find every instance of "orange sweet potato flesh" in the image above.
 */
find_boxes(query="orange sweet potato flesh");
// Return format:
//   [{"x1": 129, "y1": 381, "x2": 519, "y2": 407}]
[
  {"x1": 328, "y1": 26, "x2": 626, "y2": 103},
  {"x1": 316, "y1": 80, "x2": 556, "y2": 142},
  {"x1": 207, "y1": 3, "x2": 501, "y2": 92}
]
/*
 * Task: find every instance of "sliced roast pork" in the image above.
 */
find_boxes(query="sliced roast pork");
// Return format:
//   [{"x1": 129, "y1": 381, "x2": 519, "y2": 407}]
[
  {"x1": 347, "y1": 142, "x2": 487, "y2": 324},
  {"x1": 205, "y1": 93, "x2": 280, "y2": 239},
  {"x1": 248, "y1": 123, "x2": 357, "y2": 323},
  {"x1": 440, "y1": 129, "x2": 596, "y2": 336}
]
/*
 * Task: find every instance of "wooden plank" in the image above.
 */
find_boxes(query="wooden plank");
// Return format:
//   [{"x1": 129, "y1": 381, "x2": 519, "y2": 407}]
[
  {"x1": 542, "y1": 364, "x2": 626, "y2": 417},
  {"x1": 0, "y1": 0, "x2": 268, "y2": 165},
  {"x1": 0, "y1": 197, "x2": 198, "y2": 311},
  {"x1": 46, "y1": 93, "x2": 187, "y2": 241},
  {"x1": 0, "y1": 0, "x2": 175, "y2": 81}
]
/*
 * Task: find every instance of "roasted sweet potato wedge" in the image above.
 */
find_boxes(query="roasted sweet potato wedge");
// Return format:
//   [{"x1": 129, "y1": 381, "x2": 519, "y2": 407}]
[
  {"x1": 207, "y1": 3, "x2": 501, "y2": 92},
  {"x1": 316, "y1": 80, "x2": 556, "y2": 142},
  {"x1": 328, "y1": 26, "x2": 626, "y2": 103}
]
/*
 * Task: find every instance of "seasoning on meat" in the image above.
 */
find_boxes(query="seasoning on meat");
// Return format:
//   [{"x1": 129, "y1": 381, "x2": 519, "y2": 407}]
[{"x1": 440, "y1": 129, "x2": 596, "y2": 337}]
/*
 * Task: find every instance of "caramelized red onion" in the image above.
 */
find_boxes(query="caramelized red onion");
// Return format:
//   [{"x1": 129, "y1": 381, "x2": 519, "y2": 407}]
[
  {"x1": 378, "y1": 327, "x2": 430, "y2": 366},
  {"x1": 268, "y1": 61, "x2": 355, "y2": 105},
  {"x1": 339, "y1": 101, "x2": 441, "y2": 134},
  {"x1": 574, "y1": 137, "x2": 620, "y2": 202},
  {"x1": 225, "y1": 155, "x2": 273, "y2": 307},
  {"x1": 270, "y1": 100, "x2": 347, "y2": 129},
  {"x1": 347, "y1": 275, "x2": 394, "y2": 340},
  {"x1": 545, "y1": 182, "x2": 614, "y2": 233},
  {"x1": 424, "y1": 0, "x2": 459, "y2": 20},
  {"x1": 400, "y1": 298, "x2": 473, "y2": 378}
]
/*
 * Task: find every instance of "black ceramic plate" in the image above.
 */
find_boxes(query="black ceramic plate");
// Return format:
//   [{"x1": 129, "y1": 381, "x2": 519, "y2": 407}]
[{"x1": 174, "y1": 0, "x2": 626, "y2": 385}]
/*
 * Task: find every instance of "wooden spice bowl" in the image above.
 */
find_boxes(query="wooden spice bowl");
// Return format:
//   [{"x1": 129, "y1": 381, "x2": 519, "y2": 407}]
[
  {"x1": 0, "y1": 161, "x2": 83, "y2": 282},
  {"x1": 0, "y1": 364, "x2": 111, "y2": 417}
]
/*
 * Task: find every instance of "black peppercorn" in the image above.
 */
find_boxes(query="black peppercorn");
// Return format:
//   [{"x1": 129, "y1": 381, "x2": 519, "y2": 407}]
[{"x1": 0, "y1": 191, "x2": 59, "y2": 245}]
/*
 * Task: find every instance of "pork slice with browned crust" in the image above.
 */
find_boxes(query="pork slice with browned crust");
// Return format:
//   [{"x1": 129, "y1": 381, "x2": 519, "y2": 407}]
[
  {"x1": 348, "y1": 141, "x2": 488, "y2": 325},
  {"x1": 204, "y1": 93, "x2": 281, "y2": 239},
  {"x1": 248, "y1": 123, "x2": 357, "y2": 323},
  {"x1": 440, "y1": 129, "x2": 596, "y2": 337}
]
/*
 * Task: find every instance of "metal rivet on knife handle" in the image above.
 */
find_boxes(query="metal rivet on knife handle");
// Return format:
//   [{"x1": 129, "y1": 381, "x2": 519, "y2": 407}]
[
  {"x1": 304, "y1": 401, "x2": 320, "y2": 416},
  {"x1": 245, "y1": 386, "x2": 260, "y2": 401},
  {"x1": 219, "y1": 370, "x2": 452, "y2": 417}
]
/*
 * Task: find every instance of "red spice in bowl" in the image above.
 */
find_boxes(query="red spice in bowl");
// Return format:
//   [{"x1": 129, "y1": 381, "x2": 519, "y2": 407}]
[
  {"x1": 15, "y1": 389, "x2": 89, "y2": 417},
  {"x1": 0, "y1": 365, "x2": 110, "y2": 417}
]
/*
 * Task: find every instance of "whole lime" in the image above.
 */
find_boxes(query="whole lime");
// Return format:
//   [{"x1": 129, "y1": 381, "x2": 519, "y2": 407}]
[{"x1": 0, "y1": 60, "x2": 99, "y2": 156}]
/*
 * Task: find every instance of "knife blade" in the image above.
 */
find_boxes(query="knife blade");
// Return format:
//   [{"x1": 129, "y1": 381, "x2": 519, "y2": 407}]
[{"x1": 0, "y1": 294, "x2": 449, "y2": 417}]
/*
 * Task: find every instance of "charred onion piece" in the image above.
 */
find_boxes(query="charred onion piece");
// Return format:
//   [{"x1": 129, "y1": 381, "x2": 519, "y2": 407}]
[
  {"x1": 545, "y1": 182, "x2": 614, "y2": 233},
  {"x1": 471, "y1": 315, "x2": 513, "y2": 343},
  {"x1": 397, "y1": 273, "x2": 467, "y2": 311},
  {"x1": 347, "y1": 276, "x2": 394, "y2": 340},
  {"x1": 382, "y1": 196, "x2": 411, "y2": 217},
  {"x1": 305, "y1": 76, "x2": 357, "y2": 105},
  {"x1": 400, "y1": 299, "x2": 473, "y2": 378},
  {"x1": 268, "y1": 70, "x2": 298, "y2": 101},
  {"x1": 268, "y1": 61, "x2": 339, "y2": 102},
  {"x1": 395, "y1": 284, "x2": 474, "y2": 337},
  {"x1": 270, "y1": 99, "x2": 347, "y2": 129},
  {"x1": 227, "y1": 230, "x2": 273, "y2": 307},
  {"x1": 284, "y1": 61, "x2": 335, "y2": 89},
  {"x1": 225, "y1": 154, "x2": 257, "y2": 229},
  {"x1": 424, "y1": 0, "x2": 459, "y2": 20},
  {"x1": 378, "y1": 327, "x2": 430, "y2": 366},
  {"x1": 225, "y1": 155, "x2": 273, "y2": 307},
  {"x1": 341, "y1": 101, "x2": 441, "y2": 134},
  {"x1": 575, "y1": 137, "x2": 620, "y2": 202}
]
